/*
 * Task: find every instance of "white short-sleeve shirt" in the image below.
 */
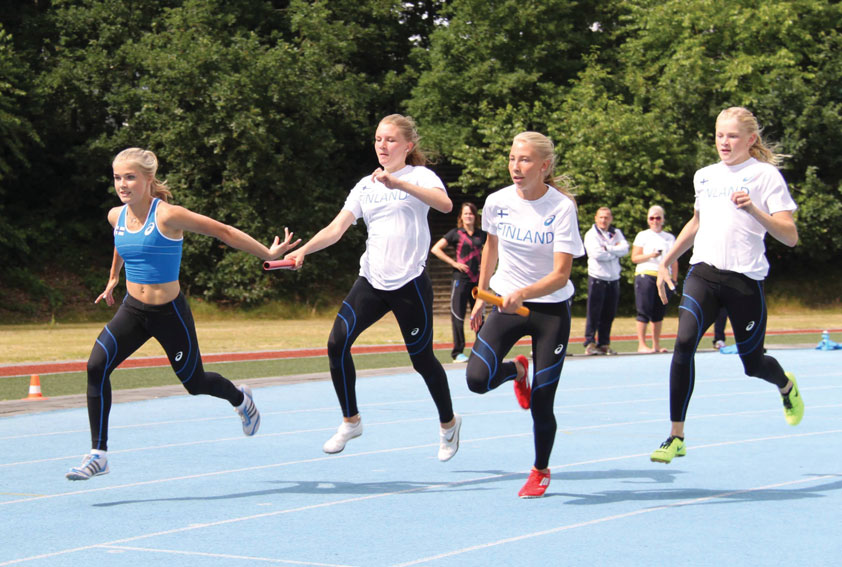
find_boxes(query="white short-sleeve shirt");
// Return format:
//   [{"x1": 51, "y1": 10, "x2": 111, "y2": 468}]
[
  {"x1": 689, "y1": 158, "x2": 797, "y2": 280},
  {"x1": 633, "y1": 229, "x2": 676, "y2": 275},
  {"x1": 482, "y1": 185, "x2": 585, "y2": 303},
  {"x1": 342, "y1": 165, "x2": 446, "y2": 290}
]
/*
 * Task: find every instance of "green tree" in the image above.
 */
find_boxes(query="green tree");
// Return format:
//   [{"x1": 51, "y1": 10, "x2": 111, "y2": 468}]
[
  {"x1": 408, "y1": 0, "x2": 617, "y2": 159},
  {"x1": 0, "y1": 25, "x2": 39, "y2": 264},
  {"x1": 2, "y1": 0, "x2": 447, "y2": 310}
]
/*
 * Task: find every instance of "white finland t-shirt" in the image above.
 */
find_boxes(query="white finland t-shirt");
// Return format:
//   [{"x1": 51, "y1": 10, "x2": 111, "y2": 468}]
[
  {"x1": 482, "y1": 185, "x2": 585, "y2": 303},
  {"x1": 342, "y1": 165, "x2": 446, "y2": 290},
  {"x1": 689, "y1": 158, "x2": 796, "y2": 280}
]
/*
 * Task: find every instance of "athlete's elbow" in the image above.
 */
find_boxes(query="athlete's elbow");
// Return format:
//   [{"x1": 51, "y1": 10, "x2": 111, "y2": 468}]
[
  {"x1": 216, "y1": 224, "x2": 240, "y2": 246},
  {"x1": 783, "y1": 228, "x2": 798, "y2": 248}
]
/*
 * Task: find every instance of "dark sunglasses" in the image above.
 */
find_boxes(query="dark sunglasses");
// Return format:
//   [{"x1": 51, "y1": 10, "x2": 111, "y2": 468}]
[{"x1": 648, "y1": 216, "x2": 662, "y2": 220}]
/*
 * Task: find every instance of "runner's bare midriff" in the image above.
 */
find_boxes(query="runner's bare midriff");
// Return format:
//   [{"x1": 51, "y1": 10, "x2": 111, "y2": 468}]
[{"x1": 126, "y1": 280, "x2": 180, "y2": 305}]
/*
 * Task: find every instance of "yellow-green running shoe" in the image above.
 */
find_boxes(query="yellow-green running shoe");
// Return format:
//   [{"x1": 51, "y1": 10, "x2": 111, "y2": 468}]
[
  {"x1": 781, "y1": 372, "x2": 804, "y2": 426},
  {"x1": 650, "y1": 436, "x2": 686, "y2": 463}
]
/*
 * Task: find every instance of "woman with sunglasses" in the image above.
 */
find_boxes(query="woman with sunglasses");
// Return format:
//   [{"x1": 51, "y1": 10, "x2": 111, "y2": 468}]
[{"x1": 631, "y1": 205, "x2": 678, "y2": 353}]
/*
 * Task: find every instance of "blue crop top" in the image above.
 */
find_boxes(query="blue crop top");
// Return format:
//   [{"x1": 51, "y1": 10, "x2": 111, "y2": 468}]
[{"x1": 113, "y1": 198, "x2": 183, "y2": 284}]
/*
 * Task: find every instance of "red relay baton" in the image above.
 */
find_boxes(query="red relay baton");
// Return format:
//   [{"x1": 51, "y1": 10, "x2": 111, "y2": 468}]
[{"x1": 263, "y1": 259, "x2": 296, "y2": 271}]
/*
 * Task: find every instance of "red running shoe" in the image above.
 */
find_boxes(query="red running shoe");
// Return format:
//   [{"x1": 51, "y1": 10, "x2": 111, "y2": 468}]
[
  {"x1": 513, "y1": 354, "x2": 531, "y2": 409},
  {"x1": 518, "y1": 468, "x2": 551, "y2": 498}
]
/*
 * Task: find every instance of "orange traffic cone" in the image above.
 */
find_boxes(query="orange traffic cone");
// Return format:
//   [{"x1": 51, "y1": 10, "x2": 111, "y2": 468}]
[{"x1": 23, "y1": 374, "x2": 47, "y2": 400}]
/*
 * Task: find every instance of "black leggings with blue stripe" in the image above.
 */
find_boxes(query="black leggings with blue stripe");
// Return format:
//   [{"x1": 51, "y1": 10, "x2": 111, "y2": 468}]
[
  {"x1": 86, "y1": 293, "x2": 244, "y2": 451},
  {"x1": 670, "y1": 262, "x2": 788, "y2": 422},
  {"x1": 327, "y1": 273, "x2": 454, "y2": 423},
  {"x1": 466, "y1": 300, "x2": 571, "y2": 470}
]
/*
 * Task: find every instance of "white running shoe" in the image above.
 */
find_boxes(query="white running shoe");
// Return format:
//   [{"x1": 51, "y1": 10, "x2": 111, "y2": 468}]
[
  {"x1": 236, "y1": 385, "x2": 260, "y2": 436},
  {"x1": 438, "y1": 414, "x2": 462, "y2": 462},
  {"x1": 66, "y1": 453, "x2": 109, "y2": 481},
  {"x1": 323, "y1": 419, "x2": 363, "y2": 454}
]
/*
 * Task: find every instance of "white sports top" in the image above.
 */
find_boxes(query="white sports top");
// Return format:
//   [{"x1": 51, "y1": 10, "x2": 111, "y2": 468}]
[
  {"x1": 342, "y1": 165, "x2": 446, "y2": 290},
  {"x1": 689, "y1": 158, "x2": 796, "y2": 280},
  {"x1": 482, "y1": 185, "x2": 585, "y2": 303},
  {"x1": 633, "y1": 229, "x2": 676, "y2": 275}
]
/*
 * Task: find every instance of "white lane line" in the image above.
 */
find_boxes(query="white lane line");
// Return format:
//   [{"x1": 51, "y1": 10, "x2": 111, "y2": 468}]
[
  {"x1": 98, "y1": 545, "x2": 357, "y2": 567},
  {"x1": 390, "y1": 473, "x2": 842, "y2": 567},
  {"x1": 5, "y1": 399, "x2": 842, "y2": 469},
  {"x1": 3, "y1": 446, "x2": 839, "y2": 566},
  {"x1": 3, "y1": 428, "x2": 840, "y2": 508},
  {"x1": 4, "y1": 374, "x2": 839, "y2": 442}
]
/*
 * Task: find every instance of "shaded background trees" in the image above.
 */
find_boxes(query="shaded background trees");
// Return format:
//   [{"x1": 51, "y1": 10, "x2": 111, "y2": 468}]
[{"x1": 1, "y1": 0, "x2": 840, "y2": 321}]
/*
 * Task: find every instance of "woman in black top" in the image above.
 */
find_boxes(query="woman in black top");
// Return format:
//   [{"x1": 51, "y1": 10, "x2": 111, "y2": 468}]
[{"x1": 430, "y1": 202, "x2": 486, "y2": 362}]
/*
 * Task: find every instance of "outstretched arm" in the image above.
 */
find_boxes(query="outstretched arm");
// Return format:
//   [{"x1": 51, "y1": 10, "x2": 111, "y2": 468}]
[
  {"x1": 285, "y1": 209, "x2": 356, "y2": 269},
  {"x1": 160, "y1": 204, "x2": 300, "y2": 260}
]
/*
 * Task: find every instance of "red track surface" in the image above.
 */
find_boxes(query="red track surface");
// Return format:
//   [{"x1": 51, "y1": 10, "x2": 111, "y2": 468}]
[{"x1": 1, "y1": 329, "x2": 833, "y2": 378}]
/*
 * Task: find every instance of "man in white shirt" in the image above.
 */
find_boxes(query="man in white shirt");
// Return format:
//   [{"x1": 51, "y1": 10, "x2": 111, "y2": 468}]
[{"x1": 583, "y1": 207, "x2": 629, "y2": 354}]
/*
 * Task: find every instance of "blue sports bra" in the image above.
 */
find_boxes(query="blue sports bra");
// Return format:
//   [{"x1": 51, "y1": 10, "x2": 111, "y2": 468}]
[{"x1": 113, "y1": 198, "x2": 183, "y2": 284}]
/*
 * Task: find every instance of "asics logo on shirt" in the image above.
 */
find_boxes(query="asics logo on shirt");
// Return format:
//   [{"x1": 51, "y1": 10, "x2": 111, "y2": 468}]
[
  {"x1": 745, "y1": 321, "x2": 756, "y2": 331},
  {"x1": 544, "y1": 215, "x2": 556, "y2": 226},
  {"x1": 410, "y1": 328, "x2": 420, "y2": 336},
  {"x1": 175, "y1": 351, "x2": 183, "y2": 361},
  {"x1": 144, "y1": 223, "x2": 155, "y2": 236},
  {"x1": 554, "y1": 344, "x2": 565, "y2": 355}
]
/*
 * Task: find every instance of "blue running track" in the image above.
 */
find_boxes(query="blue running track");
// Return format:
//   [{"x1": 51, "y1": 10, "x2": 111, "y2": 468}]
[{"x1": 1, "y1": 349, "x2": 841, "y2": 566}]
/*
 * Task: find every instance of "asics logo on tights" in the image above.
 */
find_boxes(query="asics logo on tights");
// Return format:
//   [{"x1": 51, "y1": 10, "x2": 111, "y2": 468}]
[
  {"x1": 410, "y1": 328, "x2": 420, "y2": 336},
  {"x1": 554, "y1": 344, "x2": 565, "y2": 355},
  {"x1": 175, "y1": 351, "x2": 183, "y2": 361},
  {"x1": 745, "y1": 321, "x2": 755, "y2": 331}
]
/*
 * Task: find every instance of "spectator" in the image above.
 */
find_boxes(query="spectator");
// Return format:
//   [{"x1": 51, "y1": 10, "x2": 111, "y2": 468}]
[
  {"x1": 430, "y1": 202, "x2": 487, "y2": 362},
  {"x1": 583, "y1": 207, "x2": 628, "y2": 355},
  {"x1": 631, "y1": 205, "x2": 679, "y2": 353}
]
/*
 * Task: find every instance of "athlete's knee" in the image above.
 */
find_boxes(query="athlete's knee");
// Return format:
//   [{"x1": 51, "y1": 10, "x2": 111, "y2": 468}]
[
  {"x1": 531, "y1": 404, "x2": 557, "y2": 439},
  {"x1": 86, "y1": 354, "x2": 109, "y2": 394},
  {"x1": 465, "y1": 365, "x2": 490, "y2": 394},
  {"x1": 671, "y1": 335, "x2": 697, "y2": 365},
  {"x1": 408, "y1": 349, "x2": 437, "y2": 372},
  {"x1": 86, "y1": 357, "x2": 106, "y2": 382},
  {"x1": 181, "y1": 373, "x2": 210, "y2": 396},
  {"x1": 741, "y1": 353, "x2": 771, "y2": 378},
  {"x1": 327, "y1": 329, "x2": 348, "y2": 360}
]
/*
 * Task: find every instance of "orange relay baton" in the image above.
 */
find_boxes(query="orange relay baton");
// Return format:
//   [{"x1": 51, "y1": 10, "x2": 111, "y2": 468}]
[{"x1": 471, "y1": 287, "x2": 530, "y2": 317}]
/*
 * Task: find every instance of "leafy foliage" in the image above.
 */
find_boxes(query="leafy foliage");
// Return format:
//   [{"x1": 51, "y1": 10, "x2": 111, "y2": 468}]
[{"x1": 1, "y1": 0, "x2": 841, "y2": 318}]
